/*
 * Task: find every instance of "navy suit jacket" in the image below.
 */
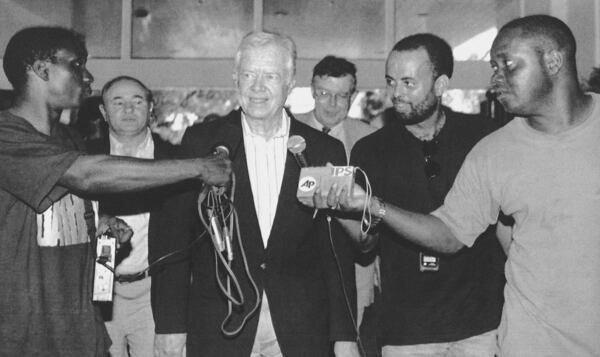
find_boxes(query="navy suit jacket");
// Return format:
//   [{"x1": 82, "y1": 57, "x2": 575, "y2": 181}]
[{"x1": 153, "y1": 110, "x2": 357, "y2": 357}]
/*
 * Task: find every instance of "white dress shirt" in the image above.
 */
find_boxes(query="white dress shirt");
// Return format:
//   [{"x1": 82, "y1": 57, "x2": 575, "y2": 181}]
[
  {"x1": 109, "y1": 129, "x2": 153, "y2": 275},
  {"x1": 241, "y1": 111, "x2": 290, "y2": 247}
]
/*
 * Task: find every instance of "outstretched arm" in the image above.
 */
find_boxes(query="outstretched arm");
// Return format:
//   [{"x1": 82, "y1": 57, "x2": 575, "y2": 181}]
[
  {"x1": 312, "y1": 184, "x2": 464, "y2": 254},
  {"x1": 59, "y1": 154, "x2": 230, "y2": 194}
]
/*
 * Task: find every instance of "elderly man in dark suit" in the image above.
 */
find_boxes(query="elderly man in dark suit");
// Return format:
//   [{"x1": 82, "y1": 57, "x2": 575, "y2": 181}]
[{"x1": 153, "y1": 31, "x2": 359, "y2": 357}]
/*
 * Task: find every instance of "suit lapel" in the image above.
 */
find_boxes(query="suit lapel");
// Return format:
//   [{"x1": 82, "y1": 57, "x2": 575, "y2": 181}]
[
  {"x1": 265, "y1": 118, "x2": 306, "y2": 250},
  {"x1": 230, "y1": 114, "x2": 313, "y2": 252},
  {"x1": 153, "y1": 133, "x2": 172, "y2": 159},
  {"x1": 221, "y1": 112, "x2": 264, "y2": 253}
]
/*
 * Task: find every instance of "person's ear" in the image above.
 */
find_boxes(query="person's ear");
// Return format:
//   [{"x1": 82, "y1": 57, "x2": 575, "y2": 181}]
[
  {"x1": 545, "y1": 49, "x2": 563, "y2": 76},
  {"x1": 99, "y1": 103, "x2": 107, "y2": 122},
  {"x1": 31, "y1": 59, "x2": 50, "y2": 81},
  {"x1": 350, "y1": 89, "x2": 358, "y2": 104},
  {"x1": 287, "y1": 78, "x2": 296, "y2": 97},
  {"x1": 434, "y1": 74, "x2": 449, "y2": 96},
  {"x1": 232, "y1": 72, "x2": 238, "y2": 87},
  {"x1": 147, "y1": 101, "x2": 155, "y2": 122}
]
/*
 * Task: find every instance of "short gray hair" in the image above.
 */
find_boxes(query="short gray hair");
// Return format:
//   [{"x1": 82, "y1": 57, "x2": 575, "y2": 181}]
[{"x1": 234, "y1": 31, "x2": 297, "y2": 82}]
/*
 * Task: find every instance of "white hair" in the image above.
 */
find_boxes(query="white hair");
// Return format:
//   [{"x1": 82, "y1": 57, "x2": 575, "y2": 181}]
[{"x1": 233, "y1": 31, "x2": 297, "y2": 82}]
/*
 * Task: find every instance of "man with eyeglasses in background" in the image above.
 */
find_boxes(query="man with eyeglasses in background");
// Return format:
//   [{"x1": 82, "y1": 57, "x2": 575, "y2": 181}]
[
  {"x1": 296, "y1": 55, "x2": 376, "y2": 346},
  {"x1": 329, "y1": 34, "x2": 506, "y2": 356},
  {"x1": 296, "y1": 55, "x2": 376, "y2": 161}
]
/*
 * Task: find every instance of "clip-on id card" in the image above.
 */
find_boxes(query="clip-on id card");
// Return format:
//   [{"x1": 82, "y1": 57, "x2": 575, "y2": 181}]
[{"x1": 419, "y1": 252, "x2": 440, "y2": 272}]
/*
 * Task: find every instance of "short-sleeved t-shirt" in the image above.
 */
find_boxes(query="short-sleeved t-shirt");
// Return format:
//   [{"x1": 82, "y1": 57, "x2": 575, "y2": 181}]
[
  {"x1": 433, "y1": 93, "x2": 600, "y2": 356},
  {"x1": 0, "y1": 111, "x2": 109, "y2": 356}
]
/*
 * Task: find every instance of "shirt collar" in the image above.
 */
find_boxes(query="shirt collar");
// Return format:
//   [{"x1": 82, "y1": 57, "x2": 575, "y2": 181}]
[
  {"x1": 109, "y1": 128, "x2": 152, "y2": 154},
  {"x1": 310, "y1": 111, "x2": 345, "y2": 133},
  {"x1": 241, "y1": 110, "x2": 290, "y2": 140}
]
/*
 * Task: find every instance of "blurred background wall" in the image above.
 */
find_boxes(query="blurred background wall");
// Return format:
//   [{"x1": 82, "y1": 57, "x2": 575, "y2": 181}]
[{"x1": 0, "y1": 0, "x2": 597, "y2": 125}]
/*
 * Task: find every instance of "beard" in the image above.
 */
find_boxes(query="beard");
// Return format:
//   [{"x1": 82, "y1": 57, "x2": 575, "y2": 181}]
[{"x1": 392, "y1": 91, "x2": 439, "y2": 125}]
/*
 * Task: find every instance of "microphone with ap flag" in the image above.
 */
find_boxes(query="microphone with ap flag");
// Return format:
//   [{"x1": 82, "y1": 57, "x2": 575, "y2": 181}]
[{"x1": 288, "y1": 135, "x2": 355, "y2": 205}]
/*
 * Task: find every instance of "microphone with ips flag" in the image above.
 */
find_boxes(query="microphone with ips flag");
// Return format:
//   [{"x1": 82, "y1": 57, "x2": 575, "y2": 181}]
[{"x1": 288, "y1": 135, "x2": 355, "y2": 205}]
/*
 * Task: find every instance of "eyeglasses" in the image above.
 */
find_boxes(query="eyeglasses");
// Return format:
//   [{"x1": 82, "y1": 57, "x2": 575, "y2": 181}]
[
  {"x1": 314, "y1": 89, "x2": 352, "y2": 103},
  {"x1": 422, "y1": 140, "x2": 440, "y2": 180}
]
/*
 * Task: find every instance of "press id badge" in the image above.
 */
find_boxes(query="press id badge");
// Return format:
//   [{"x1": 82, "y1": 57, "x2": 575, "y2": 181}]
[{"x1": 419, "y1": 252, "x2": 439, "y2": 272}]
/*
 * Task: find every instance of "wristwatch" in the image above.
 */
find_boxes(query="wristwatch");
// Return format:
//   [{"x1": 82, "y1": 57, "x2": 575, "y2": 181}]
[
  {"x1": 371, "y1": 196, "x2": 387, "y2": 220},
  {"x1": 364, "y1": 196, "x2": 386, "y2": 233}
]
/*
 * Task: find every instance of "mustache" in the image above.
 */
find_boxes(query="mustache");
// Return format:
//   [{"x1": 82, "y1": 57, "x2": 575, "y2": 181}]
[
  {"x1": 488, "y1": 86, "x2": 508, "y2": 97},
  {"x1": 391, "y1": 97, "x2": 411, "y2": 105}
]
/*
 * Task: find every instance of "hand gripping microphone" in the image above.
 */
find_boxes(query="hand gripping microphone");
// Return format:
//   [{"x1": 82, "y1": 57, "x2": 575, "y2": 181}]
[
  {"x1": 199, "y1": 144, "x2": 230, "y2": 202},
  {"x1": 213, "y1": 145, "x2": 234, "y2": 261},
  {"x1": 287, "y1": 135, "x2": 309, "y2": 168},
  {"x1": 198, "y1": 144, "x2": 232, "y2": 257}
]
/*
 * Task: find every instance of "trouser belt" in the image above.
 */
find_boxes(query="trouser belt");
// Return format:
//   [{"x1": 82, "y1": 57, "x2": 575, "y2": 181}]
[{"x1": 116, "y1": 271, "x2": 149, "y2": 283}]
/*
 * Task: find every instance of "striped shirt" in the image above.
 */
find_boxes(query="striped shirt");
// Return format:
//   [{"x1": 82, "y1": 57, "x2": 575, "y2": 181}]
[
  {"x1": 36, "y1": 193, "x2": 89, "y2": 247},
  {"x1": 241, "y1": 111, "x2": 290, "y2": 247}
]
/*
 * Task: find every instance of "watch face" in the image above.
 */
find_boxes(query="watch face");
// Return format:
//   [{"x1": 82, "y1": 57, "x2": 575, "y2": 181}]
[{"x1": 419, "y1": 252, "x2": 439, "y2": 272}]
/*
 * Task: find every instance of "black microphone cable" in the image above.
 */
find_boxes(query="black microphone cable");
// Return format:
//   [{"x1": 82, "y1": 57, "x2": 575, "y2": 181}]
[
  {"x1": 97, "y1": 228, "x2": 208, "y2": 276},
  {"x1": 325, "y1": 214, "x2": 368, "y2": 355},
  {"x1": 322, "y1": 167, "x2": 376, "y2": 357},
  {"x1": 101, "y1": 144, "x2": 240, "y2": 277},
  {"x1": 197, "y1": 172, "x2": 261, "y2": 337}
]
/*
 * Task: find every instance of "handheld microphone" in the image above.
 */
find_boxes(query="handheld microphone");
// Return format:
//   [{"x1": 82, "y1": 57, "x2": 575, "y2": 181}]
[
  {"x1": 199, "y1": 144, "x2": 230, "y2": 202},
  {"x1": 288, "y1": 135, "x2": 320, "y2": 218},
  {"x1": 199, "y1": 144, "x2": 233, "y2": 259},
  {"x1": 213, "y1": 144, "x2": 230, "y2": 159},
  {"x1": 287, "y1": 135, "x2": 309, "y2": 168}
]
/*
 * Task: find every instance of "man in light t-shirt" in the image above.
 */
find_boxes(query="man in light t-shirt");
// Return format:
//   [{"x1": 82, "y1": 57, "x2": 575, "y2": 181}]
[
  {"x1": 0, "y1": 26, "x2": 230, "y2": 357},
  {"x1": 308, "y1": 14, "x2": 600, "y2": 357}
]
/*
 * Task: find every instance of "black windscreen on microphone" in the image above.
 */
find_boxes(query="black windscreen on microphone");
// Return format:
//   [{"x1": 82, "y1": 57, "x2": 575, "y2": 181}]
[
  {"x1": 213, "y1": 144, "x2": 230, "y2": 158},
  {"x1": 198, "y1": 144, "x2": 231, "y2": 203},
  {"x1": 287, "y1": 135, "x2": 309, "y2": 168}
]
